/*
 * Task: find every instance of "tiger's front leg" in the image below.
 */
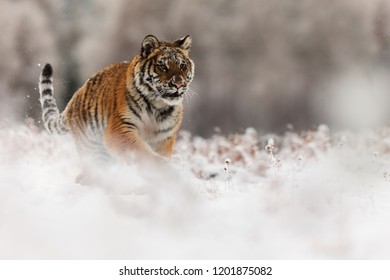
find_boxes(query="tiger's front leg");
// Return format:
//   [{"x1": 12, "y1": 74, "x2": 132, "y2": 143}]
[
  {"x1": 103, "y1": 117, "x2": 164, "y2": 164},
  {"x1": 155, "y1": 136, "x2": 176, "y2": 157}
]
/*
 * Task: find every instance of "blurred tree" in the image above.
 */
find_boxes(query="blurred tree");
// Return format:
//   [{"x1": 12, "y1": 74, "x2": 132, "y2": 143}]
[{"x1": 0, "y1": 0, "x2": 60, "y2": 124}]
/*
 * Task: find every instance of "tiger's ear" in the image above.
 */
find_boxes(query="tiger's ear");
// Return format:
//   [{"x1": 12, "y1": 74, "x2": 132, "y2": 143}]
[
  {"x1": 141, "y1": 35, "x2": 160, "y2": 58},
  {"x1": 174, "y1": 35, "x2": 192, "y2": 51}
]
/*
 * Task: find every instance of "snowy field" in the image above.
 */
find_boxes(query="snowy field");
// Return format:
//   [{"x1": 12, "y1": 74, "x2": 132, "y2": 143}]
[{"x1": 1, "y1": 123, "x2": 390, "y2": 259}]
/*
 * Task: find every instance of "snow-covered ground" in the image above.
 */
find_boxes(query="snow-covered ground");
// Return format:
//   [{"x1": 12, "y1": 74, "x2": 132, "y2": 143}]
[{"x1": 1, "y1": 123, "x2": 390, "y2": 259}]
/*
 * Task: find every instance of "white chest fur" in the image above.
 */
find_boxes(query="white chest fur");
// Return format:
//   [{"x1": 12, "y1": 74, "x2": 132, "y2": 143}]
[{"x1": 137, "y1": 105, "x2": 180, "y2": 147}]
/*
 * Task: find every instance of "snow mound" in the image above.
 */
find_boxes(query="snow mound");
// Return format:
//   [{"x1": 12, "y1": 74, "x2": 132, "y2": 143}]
[{"x1": 1, "y1": 123, "x2": 390, "y2": 259}]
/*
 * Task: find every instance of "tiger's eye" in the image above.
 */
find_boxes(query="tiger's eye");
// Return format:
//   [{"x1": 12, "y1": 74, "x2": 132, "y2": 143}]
[
  {"x1": 158, "y1": 65, "x2": 168, "y2": 72},
  {"x1": 180, "y1": 63, "x2": 187, "y2": 71}
]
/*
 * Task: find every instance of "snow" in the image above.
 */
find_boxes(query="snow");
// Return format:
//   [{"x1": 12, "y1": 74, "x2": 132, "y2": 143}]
[{"x1": 1, "y1": 123, "x2": 390, "y2": 259}]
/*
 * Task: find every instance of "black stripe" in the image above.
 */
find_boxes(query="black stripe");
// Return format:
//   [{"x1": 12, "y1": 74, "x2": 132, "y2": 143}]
[
  {"x1": 99, "y1": 94, "x2": 106, "y2": 130},
  {"x1": 59, "y1": 115, "x2": 69, "y2": 134},
  {"x1": 134, "y1": 69, "x2": 156, "y2": 98},
  {"x1": 77, "y1": 91, "x2": 88, "y2": 127},
  {"x1": 86, "y1": 95, "x2": 95, "y2": 133},
  {"x1": 41, "y1": 79, "x2": 52, "y2": 84},
  {"x1": 47, "y1": 120, "x2": 55, "y2": 133},
  {"x1": 112, "y1": 92, "x2": 118, "y2": 113},
  {"x1": 117, "y1": 114, "x2": 135, "y2": 124},
  {"x1": 52, "y1": 119, "x2": 59, "y2": 133},
  {"x1": 140, "y1": 92, "x2": 153, "y2": 114},
  {"x1": 91, "y1": 73, "x2": 101, "y2": 86},
  {"x1": 120, "y1": 119, "x2": 137, "y2": 130},
  {"x1": 67, "y1": 100, "x2": 74, "y2": 119},
  {"x1": 131, "y1": 81, "x2": 145, "y2": 106},
  {"x1": 156, "y1": 125, "x2": 175, "y2": 134},
  {"x1": 146, "y1": 59, "x2": 155, "y2": 82},
  {"x1": 41, "y1": 89, "x2": 52, "y2": 96},
  {"x1": 43, "y1": 108, "x2": 57, "y2": 120},
  {"x1": 134, "y1": 60, "x2": 158, "y2": 114},
  {"x1": 43, "y1": 99, "x2": 56, "y2": 109},
  {"x1": 125, "y1": 92, "x2": 142, "y2": 121},
  {"x1": 42, "y1": 64, "x2": 53, "y2": 77},
  {"x1": 145, "y1": 83, "x2": 157, "y2": 97},
  {"x1": 139, "y1": 60, "x2": 150, "y2": 85},
  {"x1": 85, "y1": 77, "x2": 93, "y2": 91},
  {"x1": 129, "y1": 104, "x2": 142, "y2": 121},
  {"x1": 75, "y1": 95, "x2": 83, "y2": 123},
  {"x1": 93, "y1": 97, "x2": 100, "y2": 132},
  {"x1": 48, "y1": 119, "x2": 60, "y2": 134},
  {"x1": 145, "y1": 61, "x2": 159, "y2": 95},
  {"x1": 81, "y1": 96, "x2": 89, "y2": 128},
  {"x1": 126, "y1": 89, "x2": 142, "y2": 112},
  {"x1": 134, "y1": 84, "x2": 155, "y2": 114},
  {"x1": 157, "y1": 106, "x2": 174, "y2": 122}
]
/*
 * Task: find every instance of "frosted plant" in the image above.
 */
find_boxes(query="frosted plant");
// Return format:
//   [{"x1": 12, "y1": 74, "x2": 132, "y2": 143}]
[
  {"x1": 265, "y1": 138, "x2": 281, "y2": 172},
  {"x1": 224, "y1": 158, "x2": 233, "y2": 191}
]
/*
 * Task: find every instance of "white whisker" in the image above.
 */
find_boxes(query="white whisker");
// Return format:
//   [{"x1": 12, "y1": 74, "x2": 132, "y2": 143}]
[
  {"x1": 187, "y1": 87, "x2": 199, "y2": 97},
  {"x1": 183, "y1": 87, "x2": 198, "y2": 105}
]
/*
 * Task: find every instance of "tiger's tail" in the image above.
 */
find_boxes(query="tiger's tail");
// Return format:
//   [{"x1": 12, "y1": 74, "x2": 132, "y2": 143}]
[{"x1": 38, "y1": 63, "x2": 69, "y2": 135}]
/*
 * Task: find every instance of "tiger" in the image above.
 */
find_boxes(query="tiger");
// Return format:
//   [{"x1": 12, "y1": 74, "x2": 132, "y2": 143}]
[{"x1": 38, "y1": 35, "x2": 195, "y2": 179}]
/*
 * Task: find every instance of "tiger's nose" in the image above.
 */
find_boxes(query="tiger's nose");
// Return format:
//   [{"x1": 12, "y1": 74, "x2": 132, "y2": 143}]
[{"x1": 172, "y1": 75, "x2": 185, "y2": 89}]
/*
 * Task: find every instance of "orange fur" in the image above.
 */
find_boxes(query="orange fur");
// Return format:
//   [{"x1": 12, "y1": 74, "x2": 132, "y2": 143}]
[{"x1": 39, "y1": 35, "x2": 194, "y2": 172}]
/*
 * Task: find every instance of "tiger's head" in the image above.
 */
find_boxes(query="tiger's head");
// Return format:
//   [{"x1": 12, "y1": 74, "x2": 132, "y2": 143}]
[{"x1": 134, "y1": 35, "x2": 195, "y2": 106}]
